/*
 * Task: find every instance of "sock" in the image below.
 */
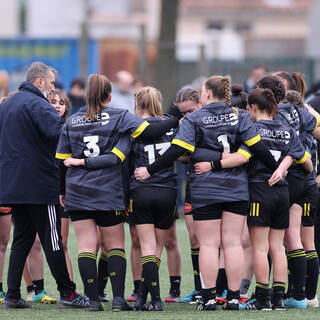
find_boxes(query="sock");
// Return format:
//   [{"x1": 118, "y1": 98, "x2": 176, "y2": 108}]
[
  {"x1": 107, "y1": 248, "x2": 126, "y2": 299},
  {"x1": 226, "y1": 289, "x2": 240, "y2": 300},
  {"x1": 78, "y1": 252, "x2": 98, "y2": 301},
  {"x1": 97, "y1": 253, "x2": 108, "y2": 295},
  {"x1": 240, "y1": 278, "x2": 251, "y2": 296},
  {"x1": 272, "y1": 282, "x2": 285, "y2": 300},
  {"x1": 169, "y1": 276, "x2": 181, "y2": 296},
  {"x1": 141, "y1": 255, "x2": 160, "y2": 301},
  {"x1": 26, "y1": 285, "x2": 34, "y2": 293},
  {"x1": 287, "y1": 268, "x2": 293, "y2": 296},
  {"x1": 191, "y1": 248, "x2": 201, "y2": 291},
  {"x1": 32, "y1": 279, "x2": 44, "y2": 295},
  {"x1": 0, "y1": 282, "x2": 3, "y2": 292},
  {"x1": 306, "y1": 250, "x2": 319, "y2": 300},
  {"x1": 255, "y1": 283, "x2": 269, "y2": 300},
  {"x1": 287, "y1": 249, "x2": 306, "y2": 300},
  {"x1": 139, "y1": 272, "x2": 149, "y2": 301},
  {"x1": 133, "y1": 280, "x2": 141, "y2": 294},
  {"x1": 200, "y1": 287, "x2": 216, "y2": 303},
  {"x1": 216, "y1": 268, "x2": 227, "y2": 296}
]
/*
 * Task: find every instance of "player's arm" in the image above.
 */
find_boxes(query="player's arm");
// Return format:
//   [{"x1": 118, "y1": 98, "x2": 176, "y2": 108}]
[
  {"x1": 194, "y1": 148, "x2": 250, "y2": 174},
  {"x1": 239, "y1": 111, "x2": 278, "y2": 171}
]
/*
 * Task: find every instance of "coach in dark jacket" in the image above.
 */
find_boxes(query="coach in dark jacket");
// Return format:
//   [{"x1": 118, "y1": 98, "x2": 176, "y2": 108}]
[{"x1": 0, "y1": 62, "x2": 86, "y2": 309}]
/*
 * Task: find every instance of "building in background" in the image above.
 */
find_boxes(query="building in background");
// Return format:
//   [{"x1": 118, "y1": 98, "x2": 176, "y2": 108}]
[{"x1": 0, "y1": 0, "x2": 319, "y2": 91}]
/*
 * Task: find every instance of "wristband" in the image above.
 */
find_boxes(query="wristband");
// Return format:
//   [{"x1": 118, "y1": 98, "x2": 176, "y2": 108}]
[{"x1": 211, "y1": 160, "x2": 222, "y2": 171}]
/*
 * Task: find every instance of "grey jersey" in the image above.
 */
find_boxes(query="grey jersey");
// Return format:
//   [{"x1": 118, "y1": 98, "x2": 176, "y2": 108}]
[
  {"x1": 275, "y1": 102, "x2": 318, "y2": 178},
  {"x1": 129, "y1": 116, "x2": 177, "y2": 191},
  {"x1": 172, "y1": 102, "x2": 260, "y2": 209},
  {"x1": 241, "y1": 119, "x2": 307, "y2": 184},
  {"x1": 56, "y1": 106, "x2": 148, "y2": 211}
]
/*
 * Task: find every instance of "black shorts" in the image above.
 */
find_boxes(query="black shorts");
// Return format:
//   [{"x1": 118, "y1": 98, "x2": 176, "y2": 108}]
[
  {"x1": 57, "y1": 205, "x2": 69, "y2": 219},
  {"x1": 130, "y1": 187, "x2": 177, "y2": 230},
  {"x1": 68, "y1": 210, "x2": 124, "y2": 227},
  {"x1": 287, "y1": 174, "x2": 306, "y2": 207},
  {"x1": 192, "y1": 201, "x2": 248, "y2": 221},
  {"x1": 300, "y1": 183, "x2": 319, "y2": 227},
  {"x1": 247, "y1": 182, "x2": 289, "y2": 229}
]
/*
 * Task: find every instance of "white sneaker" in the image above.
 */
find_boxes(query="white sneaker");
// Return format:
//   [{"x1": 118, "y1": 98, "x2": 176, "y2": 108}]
[
  {"x1": 307, "y1": 295, "x2": 319, "y2": 308},
  {"x1": 27, "y1": 290, "x2": 35, "y2": 302}
]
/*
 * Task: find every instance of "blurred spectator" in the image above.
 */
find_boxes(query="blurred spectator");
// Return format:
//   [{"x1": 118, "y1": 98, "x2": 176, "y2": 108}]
[
  {"x1": 243, "y1": 64, "x2": 266, "y2": 93},
  {"x1": 231, "y1": 84, "x2": 247, "y2": 110},
  {"x1": 0, "y1": 71, "x2": 9, "y2": 99},
  {"x1": 68, "y1": 77, "x2": 86, "y2": 116},
  {"x1": 109, "y1": 70, "x2": 135, "y2": 114},
  {"x1": 132, "y1": 78, "x2": 144, "y2": 91}
]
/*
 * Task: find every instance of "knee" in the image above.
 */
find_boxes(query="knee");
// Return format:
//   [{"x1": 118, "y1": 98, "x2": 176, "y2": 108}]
[
  {"x1": 189, "y1": 234, "x2": 199, "y2": 248},
  {"x1": 165, "y1": 236, "x2": 179, "y2": 251}
]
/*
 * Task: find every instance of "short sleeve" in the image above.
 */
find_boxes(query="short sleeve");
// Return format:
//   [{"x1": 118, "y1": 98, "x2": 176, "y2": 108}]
[
  {"x1": 238, "y1": 111, "x2": 261, "y2": 146},
  {"x1": 119, "y1": 111, "x2": 150, "y2": 138},
  {"x1": 56, "y1": 122, "x2": 72, "y2": 159},
  {"x1": 171, "y1": 115, "x2": 196, "y2": 153},
  {"x1": 287, "y1": 128, "x2": 308, "y2": 163},
  {"x1": 300, "y1": 108, "x2": 319, "y2": 134},
  {"x1": 111, "y1": 134, "x2": 133, "y2": 162}
]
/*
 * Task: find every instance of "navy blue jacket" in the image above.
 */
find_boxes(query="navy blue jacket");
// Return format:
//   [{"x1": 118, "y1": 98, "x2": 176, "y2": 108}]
[{"x1": 0, "y1": 81, "x2": 64, "y2": 205}]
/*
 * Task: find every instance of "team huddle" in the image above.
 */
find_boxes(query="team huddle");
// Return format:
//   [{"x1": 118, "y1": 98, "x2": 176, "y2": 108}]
[{"x1": 0, "y1": 61, "x2": 320, "y2": 312}]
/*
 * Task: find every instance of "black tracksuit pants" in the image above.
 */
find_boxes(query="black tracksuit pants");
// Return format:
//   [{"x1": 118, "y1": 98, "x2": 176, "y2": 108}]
[{"x1": 7, "y1": 204, "x2": 75, "y2": 299}]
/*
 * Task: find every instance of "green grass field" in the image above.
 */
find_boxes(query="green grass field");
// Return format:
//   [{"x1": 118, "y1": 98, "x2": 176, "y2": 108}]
[{"x1": 2, "y1": 218, "x2": 320, "y2": 319}]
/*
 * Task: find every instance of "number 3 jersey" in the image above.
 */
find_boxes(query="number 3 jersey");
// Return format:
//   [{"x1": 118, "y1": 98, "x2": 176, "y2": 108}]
[
  {"x1": 172, "y1": 102, "x2": 260, "y2": 209},
  {"x1": 56, "y1": 106, "x2": 148, "y2": 211},
  {"x1": 129, "y1": 116, "x2": 177, "y2": 191}
]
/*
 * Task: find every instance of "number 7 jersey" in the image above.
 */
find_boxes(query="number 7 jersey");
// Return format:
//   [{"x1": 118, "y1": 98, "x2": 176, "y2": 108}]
[{"x1": 56, "y1": 106, "x2": 148, "y2": 211}]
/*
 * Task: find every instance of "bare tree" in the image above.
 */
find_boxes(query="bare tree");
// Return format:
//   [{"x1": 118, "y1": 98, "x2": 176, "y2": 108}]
[{"x1": 155, "y1": 0, "x2": 179, "y2": 110}]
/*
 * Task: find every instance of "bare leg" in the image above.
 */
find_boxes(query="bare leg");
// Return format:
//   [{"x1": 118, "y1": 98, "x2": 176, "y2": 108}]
[
  {"x1": 61, "y1": 218, "x2": 73, "y2": 281},
  {"x1": 221, "y1": 212, "x2": 246, "y2": 291}
]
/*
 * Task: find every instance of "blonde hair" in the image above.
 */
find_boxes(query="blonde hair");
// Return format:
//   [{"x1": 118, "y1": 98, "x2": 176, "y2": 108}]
[
  {"x1": 135, "y1": 86, "x2": 162, "y2": 117},
  {"x1": 204, "y1": 75, "x2": 231, "y2": 106},
  {"x1": 86, "y1": 74, "x2": 112, "y2": 120}
]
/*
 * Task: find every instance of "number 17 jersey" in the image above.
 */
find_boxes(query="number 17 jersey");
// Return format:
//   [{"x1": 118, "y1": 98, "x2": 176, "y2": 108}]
[{"x1": 129, "y1": 116, "x2": 177, "y2": 191}]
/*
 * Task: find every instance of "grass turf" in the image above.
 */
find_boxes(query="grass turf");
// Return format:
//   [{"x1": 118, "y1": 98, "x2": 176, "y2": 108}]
[{"x1": 2, "y1": 218, "x2": 320, "y2": 319}]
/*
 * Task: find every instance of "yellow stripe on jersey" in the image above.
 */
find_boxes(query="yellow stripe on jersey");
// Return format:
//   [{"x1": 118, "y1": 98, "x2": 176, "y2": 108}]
[
  {"x1": 252, "y1": 203, "x2": 256, "y2": 217},
  {"x1": 296, "y1": 151, "x2": 308, "y2": 164},
  {"x1": 312, "y1": 115, "x2": 320, "y2": 134},
  {"x1": 111, "y1": 147, "x2": 126, "y2": 162},
  {"x1": 131, "y1": 121, "x2": 150, "y2": 139},
  {"x1": 306, "y1": 151, "x2": 311, "y2": 159},
  {"x1": 244, "y1": 134, "x2": 261, "y2": 147},
  {"x1": 237, "y1": 148, "x2": 252, "y2": 161},
  {"x1": 256, "y1": 203, "x2": 260, "y2": 217},
  {"x1": 171, "y1": 139, "x2": 195, "y2": 153},
  {"x1": 56, "y1": 152, "x2": 72, "y2": 160}
]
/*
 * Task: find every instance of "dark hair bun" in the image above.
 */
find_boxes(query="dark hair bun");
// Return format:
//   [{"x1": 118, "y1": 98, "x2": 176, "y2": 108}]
[{"x1": 231, "y1": 85, "x2": 243, "y2": 96}]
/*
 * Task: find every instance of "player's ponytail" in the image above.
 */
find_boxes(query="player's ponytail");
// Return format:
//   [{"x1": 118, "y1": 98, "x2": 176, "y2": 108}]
[
  {"x1": 135, "y1": 86, "x2": 162, "y2": 117},
  {"x1": 86, "y1": 74, "x2": 112, "y2": 120},
  {"x1": 204, "y1": 75, "x2": 232, "y2": 106},
  {"x1": 256, "y1": 75, "x2": 285, "y2": 104},
  {"x1": 291, "y1": 72, "x2": 306, "y2": 98},
  {"x1": 248, "y1": 88, "x2": 278, "y2": 117}
]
